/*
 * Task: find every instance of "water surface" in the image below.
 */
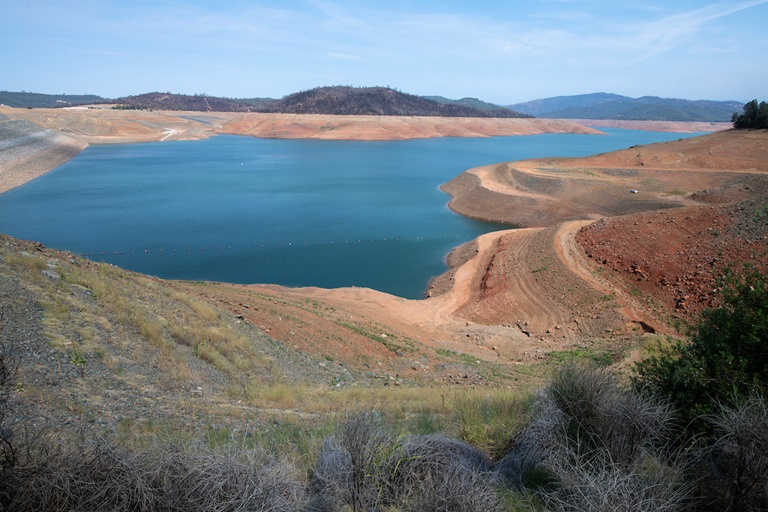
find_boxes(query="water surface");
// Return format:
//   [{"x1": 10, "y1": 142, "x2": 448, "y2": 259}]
[{"x1": 0, "y1": 129, "x2": 702, "y2": 298}]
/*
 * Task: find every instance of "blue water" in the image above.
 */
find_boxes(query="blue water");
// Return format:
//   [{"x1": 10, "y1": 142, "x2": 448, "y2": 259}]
[{"x1": 0, "y1": 129, "x2": 702, "y2": 298}]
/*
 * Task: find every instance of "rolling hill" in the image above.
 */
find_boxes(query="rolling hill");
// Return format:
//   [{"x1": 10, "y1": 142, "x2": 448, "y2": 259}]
[
  {"x1": 255, "y1": 86, "x2": 531, "y2": 117},
  {"x1": 0, "y1": 91, "x2": 106, "y2": 108},
  {"x1": 508, "y1": 92, "x2": 742, "y2": 122}
]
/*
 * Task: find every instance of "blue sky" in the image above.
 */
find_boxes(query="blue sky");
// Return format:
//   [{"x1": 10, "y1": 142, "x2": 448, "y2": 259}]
[{"x1": 3, "y1": 0, "x2": 767, "y2": 104}]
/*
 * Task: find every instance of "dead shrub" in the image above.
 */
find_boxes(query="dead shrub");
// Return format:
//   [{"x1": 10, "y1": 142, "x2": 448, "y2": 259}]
[
  {"x1": 701, "y1": 396, "x2": 768, "y2": 511},
  {"x1": 508, "y1": 365, "x2": 692, "y2": 511},
  {"x1": 309, "y1": 411, "x2": 505, "y2": 512},
  {"x1": 6, "y1": 435, "x2": 306, "y2": 511}
]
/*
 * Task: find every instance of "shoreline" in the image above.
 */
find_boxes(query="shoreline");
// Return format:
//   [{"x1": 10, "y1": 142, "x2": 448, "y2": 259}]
[
  {"x1": 0, "y1": 106, "x2": 599, "y2": 193},
  {"x1": 0, "y1": 105, "x2": 731, "y2": 194},
  {"x1": 2, "y1": 116, "x2": 765, "y2": 374}
]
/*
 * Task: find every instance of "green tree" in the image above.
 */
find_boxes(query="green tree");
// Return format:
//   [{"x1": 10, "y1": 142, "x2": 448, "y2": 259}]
[
  {"x1": 634, "y1": 266, "x2": 768, "y2": 436},
  {"x1": 732, "y1": 99, "x2": 768, "y2": 129}
]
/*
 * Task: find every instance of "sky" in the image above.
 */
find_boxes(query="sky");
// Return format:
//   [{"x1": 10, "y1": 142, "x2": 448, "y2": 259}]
[{"x1": 3, "y1": 0, "x2": 767, "y2": 104}]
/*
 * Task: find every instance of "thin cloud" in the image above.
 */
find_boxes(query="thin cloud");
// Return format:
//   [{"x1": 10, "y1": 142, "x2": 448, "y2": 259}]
[{"x1": 612, "y1": 0, "x2": 768, "y2": 60}]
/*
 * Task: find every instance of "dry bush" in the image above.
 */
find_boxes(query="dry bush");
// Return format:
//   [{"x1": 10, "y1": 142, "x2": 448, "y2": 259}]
[
  {"x1": 0, "y1": 332, "x2": 17, "y2": 508},
  {"x1": 309, "y1": 411, "x2": 505, "y2": 512},
  {"x1": 310, "y1": 410, "x2": 392, "y2": 511},
  {"x1": 541, "y1": 454, "x2": 691, "y2": 512},
  {"x1": 700, "y1": 396, "x2": 768, "y2": 511},
  {"x1": 6, "y1": 435, "x2": 307, "y2": 511},
  {"x1": 543, "y1": 365, "x2": 674, "y2": 464},
  {"x1": 385, "y1": 434, "x2": 504, "y2": 512},
  {"x1": 507, "y1": 365, "x2": 692, "y2": 511}
]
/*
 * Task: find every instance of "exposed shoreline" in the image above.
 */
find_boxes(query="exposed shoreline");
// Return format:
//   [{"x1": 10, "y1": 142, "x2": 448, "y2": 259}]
[
  {"x1": 0, "y1": 106, "x2": 599, "y2": 193},
  {"x1": 2, "y1": 105, "x2": 765, "y2": 377},
  {"x1": 0, "y1": 105, "x2": 725, "y2": 193}
]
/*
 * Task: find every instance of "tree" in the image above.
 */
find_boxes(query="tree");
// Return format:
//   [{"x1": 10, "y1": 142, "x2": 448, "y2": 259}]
[
  {"x1": 634, "y1": 266, "x2": 768, "y2": 437},
  {"x1": 732, "y1": 99, "x2": 768, "y2": 129}
]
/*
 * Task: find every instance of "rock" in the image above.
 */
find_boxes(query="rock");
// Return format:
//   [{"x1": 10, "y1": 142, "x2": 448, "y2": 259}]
[{"x1": 41, "y1": 269, "x2": 60, "y2": 280}]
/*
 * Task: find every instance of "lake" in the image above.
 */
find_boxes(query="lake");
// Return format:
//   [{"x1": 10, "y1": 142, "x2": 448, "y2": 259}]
[{"x1": 0, "y1": 129, "x2": 702, "y2": 298}]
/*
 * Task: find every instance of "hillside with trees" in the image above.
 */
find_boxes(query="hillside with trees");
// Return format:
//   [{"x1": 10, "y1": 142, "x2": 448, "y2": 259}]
[
  {"x1": 422, "y1": 95, "x2": 509, "y2": 112},
  {"x1": 0, "y1": 91, "x2": 105, "y2": 108},
  {"x1": 111, "y1": 92, "x2": 274, "y2": 112},
  {"x1": 732, "y1": 99, "x2": 768, "y2": 128},
  {"x1": 509, "y1": 92, "x2": 743, "y2": 122},
  {"x1": 257, "y1": 86, "x2": 531, "y2": 118}
]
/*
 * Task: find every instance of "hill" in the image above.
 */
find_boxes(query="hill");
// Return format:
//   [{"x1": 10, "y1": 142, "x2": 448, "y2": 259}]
[
  {"x1": 0, "y1": 91, "x2": 106, "y2": 108},
  {"x1": 422, "y1": 95, "x2": 509, "y2": 112},
  {"x1": 112, "y1": 92, "x2": 275, "y2": 112},
  {"x1": 257, "y1": 86, "x2": 531, "y2": 117},
  {"x1": 508, "y1": 92, "x2": 742, "y2": 122}
]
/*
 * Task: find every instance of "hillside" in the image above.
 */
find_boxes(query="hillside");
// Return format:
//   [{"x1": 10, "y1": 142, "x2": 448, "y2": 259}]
[
  {"x1": 421, "y1": 95, "x2": 509, "y2": 112},
  {"x1": 2, "y1": 88, "x2": 527, "y2": 118},
  {"x1": 0, "y1": 91, "x2": 105, "y2": 108},
  {"x1": 112, "y1": 92, "x2": 274, "y2": 112},
  {"x1": 508, "y1": 92, "x2": 742, "y2": 122},
  {"x1": 257, "y1": 86, "x2": 531, "y2": 118}
]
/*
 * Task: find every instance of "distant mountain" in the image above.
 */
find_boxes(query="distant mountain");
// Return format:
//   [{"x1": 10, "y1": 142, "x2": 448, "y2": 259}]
[
  {"x1": 258, "y1": 86, "x2": 531, "y2": 118},
  {"x1": 508, "y1": 93, "x2": 742, "y2": 122},
  {"x1": 0, "y1": 91, "x2": 105, "y2": 108}
]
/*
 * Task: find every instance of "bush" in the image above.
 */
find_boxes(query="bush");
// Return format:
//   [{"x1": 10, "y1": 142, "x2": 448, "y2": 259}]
[
  {"x1": 634, "y1": 267, "x2": 768, "y2": 437},
  {"x1": 5, "y1": 436, "x2": 307, "y2": 511},
  {"x1": 511, "y1": 365, "x2": 691, "y2": 511},
  {"x1": 309, "y1": 411, "x2": 505, "y2": 511},
  {"x1": 0, "y1": 311, "x2": 17, "y2": 508},
  {"x1": 702, "y1": 396, "x2": 768, "y2": 511}
]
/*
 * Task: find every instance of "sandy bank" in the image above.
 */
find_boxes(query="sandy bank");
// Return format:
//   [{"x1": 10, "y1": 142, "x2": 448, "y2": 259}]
[
  {"x1": 0, "y1": 118, "x2": 89, "y2": 193},
  {"x1": 218, "y1": 113, "x2": 601, "y2": 140},
  {"x1": 442, "y1": 130, "x2": 768, "y2": 226},
  {"x1": 570, "y1": 119, "x2": 732, "y2": 133}
]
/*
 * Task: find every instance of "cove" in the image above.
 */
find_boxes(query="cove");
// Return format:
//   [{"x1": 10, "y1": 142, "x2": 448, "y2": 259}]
[{"x1": 0, "y1": 129, "x2": 703, "y2": 298}]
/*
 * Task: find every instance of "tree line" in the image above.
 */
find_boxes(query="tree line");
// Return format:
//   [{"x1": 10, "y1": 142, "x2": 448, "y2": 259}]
[{"x1": 732, "y1": 99, "x2": 768, "y2": 128}]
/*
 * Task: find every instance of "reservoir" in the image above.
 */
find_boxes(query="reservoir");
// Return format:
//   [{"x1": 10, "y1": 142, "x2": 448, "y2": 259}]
[{"x1": 0, "y1": 129, "x2": 702, "y2": 298}]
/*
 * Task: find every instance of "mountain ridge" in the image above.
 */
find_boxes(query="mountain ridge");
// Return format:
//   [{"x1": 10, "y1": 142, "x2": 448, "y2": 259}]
[
  {"x1": 253, "y1": 86, "x2": 530, "y2": 118},
  {"x1": 508, "y1": 92, "x2": 742, "y2": 122}
]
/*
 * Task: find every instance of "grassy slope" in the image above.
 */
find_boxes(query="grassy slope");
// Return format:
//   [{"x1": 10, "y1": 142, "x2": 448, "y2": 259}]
[{"x1": 1, "y1": 235, "x2": 552, "y2": 447}]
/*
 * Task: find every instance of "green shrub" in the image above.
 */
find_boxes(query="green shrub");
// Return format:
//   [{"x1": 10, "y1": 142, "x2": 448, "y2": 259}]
[{"x1": 634, "y1": 267, "x2": 768, "y2": 437}]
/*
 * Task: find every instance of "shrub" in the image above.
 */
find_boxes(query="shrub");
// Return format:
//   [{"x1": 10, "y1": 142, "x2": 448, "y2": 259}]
[
  {"x1": 701, "y1": 396, "x2": 768, "y2": 511},
  {"x1": 309, "y1": 411, "x2": 505, "y2": 511},
  {"x1": 510, "y1": 365, "x2": 691, "y2": 511},
  {"x1": 0, "y1": 311, "x2": 18, "y2": 508},
  {"x1": 634, "y1": 267, "x2": 768, "y2": 437},
  {"x1": 5, "y1": 436, "x2": 307, "y2": 511}
]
